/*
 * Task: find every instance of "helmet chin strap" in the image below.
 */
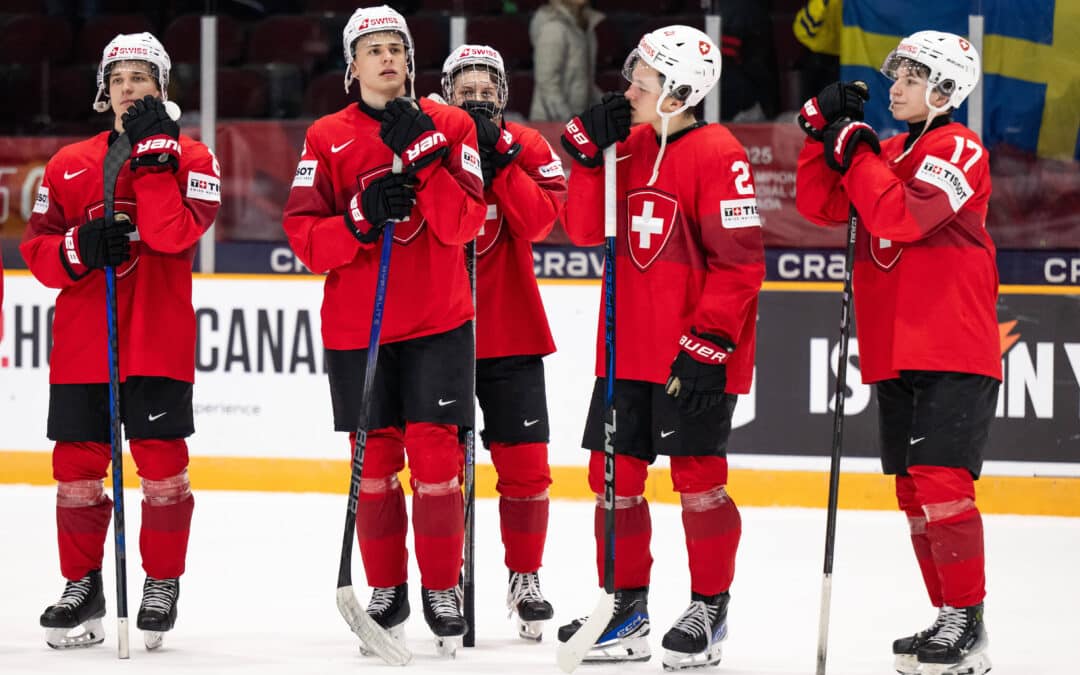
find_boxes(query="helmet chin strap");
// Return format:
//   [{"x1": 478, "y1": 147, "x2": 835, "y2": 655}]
[
  {"x1": 893, "y1": 86, "x2": 951, "y2": 164},
  {"x1": 647, "y1": 91, "x2": 689, "y2": 187}
]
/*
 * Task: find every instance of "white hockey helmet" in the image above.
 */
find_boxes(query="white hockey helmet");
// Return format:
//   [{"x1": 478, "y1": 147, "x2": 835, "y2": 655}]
[
  {"x1": 880, "y1": 30, "x2": 981, "y2": 110},
  {"x1": 342, "y1": 4, "x2": 414, "y2": 94},
  {"x1": 622, "y1": 25, "x2": 721, "y2": 113},
  {"x1": 93, "y1": 32, "x2": 171, "y2": 113},
  {"x1": 440, "y1": 44, "x2": 508, "y2": 118}
]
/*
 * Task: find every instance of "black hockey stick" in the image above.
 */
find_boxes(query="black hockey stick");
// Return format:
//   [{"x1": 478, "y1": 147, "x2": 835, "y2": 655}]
[
  {"x1": 815, "y1": 203, "x2": 859, "y2": 675},
  {"x1": 335, "y1": 157, "x2": 412, "y2": 666},
  {"x1": 102, "y1": 130, "x2": 132, "y2": 660},
  {"x1": 462, "y1": 239, "x2": 477, "y2": 647},
  {"x1": 557, "y1": 145, "x2": 618, "y2": 673}
]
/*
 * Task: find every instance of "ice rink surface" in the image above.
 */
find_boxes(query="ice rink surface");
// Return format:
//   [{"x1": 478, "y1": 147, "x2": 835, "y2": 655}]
[{"x1": 1, "y1": 485, "x2": 1076, "y2": 674}]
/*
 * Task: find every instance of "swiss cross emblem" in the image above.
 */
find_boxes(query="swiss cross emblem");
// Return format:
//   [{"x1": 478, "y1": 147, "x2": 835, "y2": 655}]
[
  {"x1": 698, "y1": 40, "x2": 710, "y2": 55},
  {"x1": 869, "y1": 235, "x2": 903, "y2": 271},
  {"x1": 626, "y1": 188, "x2": 679, "y2": 271},
  {"x1": 958, "y1": 37, "x2": 971, "y2": 51},
  {"x1": 356, "y1": 166, "x2": 425, "y2": 244},
  {"x1": 476, "y1": 201, "x2": 503, "y2": 255}
]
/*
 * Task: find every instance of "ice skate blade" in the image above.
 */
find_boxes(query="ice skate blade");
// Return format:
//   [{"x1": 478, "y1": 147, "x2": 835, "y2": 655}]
[
  {"x1": 518, "y1": 619, "x2": 545, "y2": 642},
  {"x1": 919, "y1": 652, "x2": 991, "y2": 675},
  {"x1": 144, "y1": 630, "x2": 165, "y2": 651},
  {"x1": 581, "y1": 635, "x2": 652, "y2": 663},
  {"x1": 435, "y1": 634, "x2": 463, "y2": 658},
  {"x1": 45, "y1": 619, "x2": 105, "y2": 650},
  {"x1": 360, "y1": 624, "x2": 405, "y2": 657},
  {"x1": 662, "y1": 640, "x2": 723, "y2": 671},
  {"x1": 894, "y1": 653, "x2": 921, "y2": 674}
]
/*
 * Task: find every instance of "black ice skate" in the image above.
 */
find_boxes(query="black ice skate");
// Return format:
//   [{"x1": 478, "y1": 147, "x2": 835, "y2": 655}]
[
  {"x1": 661, "y1": 591, "x2": 729, "y2": 671},
  {"x1": 893, "y1": 607, "x2": 946, "y2": 674},
  {"x1": 40, "y1": 569, "x2": 106, "y2": 649},
  {"x1": 507, "y1": 570, "x2": 554, "y2": 641},
  {"x1": 137, "y1": 576, "x2": 179, "y2": 650},
  {"x1": 359, "y1": 583, "x2": 410, "y2": 657},
  {"x1": 557, "y1": 587, "x2": 651, "y2": 663},
  {"x1": 916, "y1": 604, "x2": 991, "y2": 675},
  {"x1": 422, "y1": 586, "x2": 467, "y2": 657}
]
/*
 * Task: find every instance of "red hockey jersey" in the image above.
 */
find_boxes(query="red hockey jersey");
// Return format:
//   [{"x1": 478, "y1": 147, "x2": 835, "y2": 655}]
[
  {"x1": 795, "y1": 121, "x2": 1000, "y2": 383},
  {"x1": 476, "y1": 121, "x2": 565, "y2": 359},
  {"x1": 562, "y1": 123, "x2": 765, "y2": 392},
  {"x1": 282, "y1": 100, "x2": 486, "y2": 349},
  {"x1": 21, "y1": 131, "x2": 220, "y2": 384}
]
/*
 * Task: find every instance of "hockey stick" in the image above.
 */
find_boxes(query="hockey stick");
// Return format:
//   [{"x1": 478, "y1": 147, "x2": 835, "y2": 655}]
[
  {"x1": 557, "y1": 145, "x2": 617, "y2": 674},
  {"x1": 815, "y1": 204, "x2": 859, "y2": 675},
  {"x1": 462, "y1": 239, "x2": 477, "y2": 647},
  {"x1": 102, "y1": 129, "x2": 132, "y2": 661},
  {"x1": 335, "y1": 156, "x2": 412, "y2": 667}
]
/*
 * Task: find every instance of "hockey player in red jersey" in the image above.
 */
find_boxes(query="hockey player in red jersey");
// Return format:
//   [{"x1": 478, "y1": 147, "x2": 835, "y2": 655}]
[
  {"x1": 21, "y1": 32, "x2": 219, "y2": 650},
  {"x1": 795, "y1": 31, "x2": 996, "y2": 675},
  {"x1": 440, "y1": 43, "x2": 567, "y2": 641},
  {"x1": 281, "y1": 5, "x2": 486, "y2": 656},
  {"x1": 556, "y1": 25, "x2": 765, "y2": 669}
]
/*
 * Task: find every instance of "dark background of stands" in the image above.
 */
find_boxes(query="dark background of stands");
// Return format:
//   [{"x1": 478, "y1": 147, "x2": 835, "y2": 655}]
[{"x1": 0, "y1": 0, "x2": 815, "y2": 134}]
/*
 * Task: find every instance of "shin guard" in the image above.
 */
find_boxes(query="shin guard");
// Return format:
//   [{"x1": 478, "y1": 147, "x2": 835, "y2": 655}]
[
  {"x1": 408, "y1": 423, "x2": 464, "y2": 591},
  {"x1": 491, "y1": 442, "x2": 552, "y2": 573},
  {"x1": 672, "y1": 456, "x2": 741, "y2": 596},
  {"x1": 588, "y1": 451, "x2": 652, "y2": 589},
  {"x1": 131, "y1": 439, "x2": 194, "y2": 579},
  {"x1": 53, "y1": 441, "x2": 112, "y2": 581},
  {"x1": 352, "y1": 428, "x2": 408, "y2": 588},
  {"x1": 896, "y1": 475, "x2": 943, "y2": 606}
]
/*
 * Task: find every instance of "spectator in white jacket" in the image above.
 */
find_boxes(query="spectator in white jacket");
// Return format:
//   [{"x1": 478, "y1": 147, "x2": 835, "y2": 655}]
[{"x1": 529, "y1": 0, "x2": 603, "y2": 121}]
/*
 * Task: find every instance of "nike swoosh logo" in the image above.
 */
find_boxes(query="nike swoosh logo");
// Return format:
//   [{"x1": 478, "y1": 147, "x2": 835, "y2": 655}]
[
  {"x1": 909, "y1": 437, "x2": 926, "y2": 445},
  {"x1": 523, "y1": 419, "x2": 539, "y2": 427},
  {"x1": 438, "y1": 399, "x2": 456, "y2": 406},
  {"x1": 148, "y1": 412, "x2": 168, "y2": 421},
  {"x1": 64, "y1": 169, "x2": 88, "y2": 180},
  {"x1": 660, "y1": 430, "x2": 676, "y2": 438},
  {"x1": 330, "y1": 139, "x2": 355, "y2": 153}
]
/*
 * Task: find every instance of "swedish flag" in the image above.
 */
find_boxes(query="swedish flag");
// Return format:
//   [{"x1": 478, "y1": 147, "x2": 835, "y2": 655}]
[{"x1": 839, "y1": 0, "x2": 1080, "y2": 161}]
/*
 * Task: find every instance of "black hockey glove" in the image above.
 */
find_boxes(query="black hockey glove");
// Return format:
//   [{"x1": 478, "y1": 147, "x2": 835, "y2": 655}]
[
  {"x1": 560, "y1": 92, "x2": 631, "y2": 168},
  {"x1": 665, "y1": 329, "x2": 735, "y2": 417},
  {"x1": 345, "y1": 172, "x2": 416, "y2": 244},
  {"x1": 60, "y1": 215, "x2": 135, "y2": 275},
  {"x1": 823, "y1": 117, "x2": 881, "y2": 174},
  {"x1": 380, "y1": 97, "x2": 449, "y2": 175},
  {"x1": 797, "y1": 81, "x2": 869, "y2": 141},
  {"x1": 122, "y1": 95, "x2": 181, "y2": 173},
  {"x1": 468, "y1": 108, "x2": 521, "y2": 188}
]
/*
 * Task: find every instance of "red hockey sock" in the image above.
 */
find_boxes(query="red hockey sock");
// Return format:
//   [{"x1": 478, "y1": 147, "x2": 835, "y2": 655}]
[
  {"x1": 352, "y1": 428, "x2": 408, "y2": 588},
  {"x1": 131, "y1": 439, "x2": 194, "y2": 579},
  {"x1": 672, "y1": 456, "x2": 741, "y2": 595},
  {"x1": 588, "y1": 451, "x2": 652, "y2": 589},
  {"x1": 909, "y1": 465, "x2": 986, "y2": 608},
  {"x1": 408, "y1": 422, "x2": 464, "y2": 591},
  {"x1": 53, "y1": 442, "x2": 112, "y2": 580},
  {"x1": 492, "y1": 442, "x2": 551, "y2": 573},
  {"x1": 896, "y1": 475, "x2": 943, "y2": 606}
]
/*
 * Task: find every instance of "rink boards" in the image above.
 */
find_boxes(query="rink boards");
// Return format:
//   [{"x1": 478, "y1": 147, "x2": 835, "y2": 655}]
[{"x1": 1, "y1": 272, "x2": 1078, "y2": 515}]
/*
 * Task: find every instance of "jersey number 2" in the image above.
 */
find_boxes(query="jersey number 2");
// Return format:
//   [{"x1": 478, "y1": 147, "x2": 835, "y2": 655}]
[{"x1": 731, "y1": 160, "x2": 755, "y2": 196}]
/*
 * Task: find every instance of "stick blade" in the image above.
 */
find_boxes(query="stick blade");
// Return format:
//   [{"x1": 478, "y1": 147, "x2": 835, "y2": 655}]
[
  {"x1": 336, "y1": 586, "x2": 412, "y2": 666},
  {"x1": 556, "y1": 591, "x2": 615, "y2": 673}
]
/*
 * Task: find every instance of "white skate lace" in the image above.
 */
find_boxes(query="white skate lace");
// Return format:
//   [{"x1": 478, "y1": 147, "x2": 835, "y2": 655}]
[
  {"x1": 142, "y1": 578, "x2": 177, "y2": 613},
  {"x1": 925, "y1": 606, "x2": 967, "y2": 647},
  {"x1": 670, "y1": 601, "x2": 711, "y2": 639},
  {"x1": 427, "y1": 588, "x2": 461, "y2": 619},
  {"x1": 55, "y1": 576, "x2": 93, "y2": 608},
  {"x1": 368, "y1": 587, "x2": 397, "y2": 616},
  {"x1": 506, "y1": 572, "x2": 546, "y2": 615}
]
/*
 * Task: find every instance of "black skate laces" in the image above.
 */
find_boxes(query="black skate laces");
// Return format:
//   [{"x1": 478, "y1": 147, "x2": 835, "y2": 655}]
[
  {"x1": 55, "y1": 576, "x2": 94, "y2": 608},
  {"x1": 427, "y1": 588, "x2": 461, "y2": 619},
  {"x1": 142, "y1": 578, "x2": 178, "y2": 613},
  {"x1": 368, "y1": 587, "x2": 397, "y2": 615},
  {"x1": 507, "y1": 572, "x2": 546, "y2": 608},
  {"x1": 670, "y1": 601, "x2": 717, "y2": 639},
  {"x1": 925, "y1": 606, "x2": 968, "y2": 647}
]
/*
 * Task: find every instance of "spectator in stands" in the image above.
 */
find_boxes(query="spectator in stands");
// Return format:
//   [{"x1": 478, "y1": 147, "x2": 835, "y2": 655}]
[
  {"x1": 714, "y1": 0, "x2": 779, "y2": 121},
  {"x1": 529, "y1": 0, "x2": 603, "y2": 121}
]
